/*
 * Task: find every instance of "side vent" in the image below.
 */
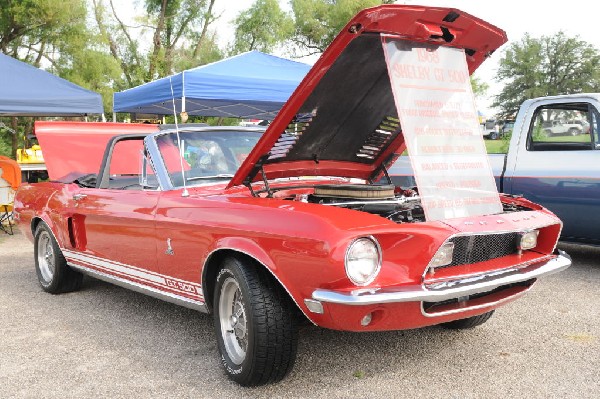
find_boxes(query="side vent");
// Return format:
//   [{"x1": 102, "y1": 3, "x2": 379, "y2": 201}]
[
  {"x1": 267, "y1": 113, "x2": 314, "y2": 160},
  {"x1": 356, "y1": 116, "x2": 401, "y2": 160}
]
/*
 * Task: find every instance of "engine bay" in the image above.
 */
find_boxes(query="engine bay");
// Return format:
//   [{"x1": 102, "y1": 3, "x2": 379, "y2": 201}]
[{"x1": 282, "y1": 183, "x2": 532, "y2": 224}]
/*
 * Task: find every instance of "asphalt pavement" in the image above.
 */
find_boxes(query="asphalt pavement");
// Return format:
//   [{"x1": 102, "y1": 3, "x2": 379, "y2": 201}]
[{"x1": 1, "y1": 228, "x2": 598, "y2": 398}]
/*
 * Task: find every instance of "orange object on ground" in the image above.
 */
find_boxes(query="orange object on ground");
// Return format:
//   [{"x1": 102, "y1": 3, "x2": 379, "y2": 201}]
[{"x1": 0, "y1": 156, "x2": 21, "y2": 189}]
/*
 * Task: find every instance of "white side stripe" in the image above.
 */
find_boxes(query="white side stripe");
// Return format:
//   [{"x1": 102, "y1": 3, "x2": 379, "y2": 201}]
[{"x1": 63, "y1": 249, "x2": 203, "y2": 299}]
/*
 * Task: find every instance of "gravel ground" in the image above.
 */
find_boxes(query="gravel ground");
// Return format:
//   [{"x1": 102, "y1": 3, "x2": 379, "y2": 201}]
[{"x1": 0, "y1": 228, "x2": 598, "y2": 398}]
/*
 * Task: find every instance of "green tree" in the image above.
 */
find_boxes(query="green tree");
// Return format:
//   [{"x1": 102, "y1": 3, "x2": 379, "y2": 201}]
[
  {"x1": 290, "y1": 0, "x2": 394, "y2": 55},
  {"x1": 0, "y1": 0, "x2": 87, "y2": 65},
  {"x1": 231, "y1": 0, "x2": 293, "y2": 54},
  {"x1": 493, "y1": 32, "x2": 600, "y2": 117},
  {"x1": 92, "y1": 0, "x2": 222, "y2": 87},
  {"x1": 0, "y1": 0, "x2": 101, "y2": 157},
  {"x1": 470, "y1": 75, "x2": 489, "y2": 98}
]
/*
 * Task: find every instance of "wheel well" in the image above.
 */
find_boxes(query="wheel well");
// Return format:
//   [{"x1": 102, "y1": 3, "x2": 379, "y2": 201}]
[
  {"x1": 31, "y1": 217, "x2": 43, "y2": 235},
  {"x1": 202, "y1": 249, "x2": 305, "y2": 321}
]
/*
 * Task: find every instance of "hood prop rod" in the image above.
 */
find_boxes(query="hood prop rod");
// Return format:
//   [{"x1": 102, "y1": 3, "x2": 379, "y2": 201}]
[
  {"x1": 260, "y1": 165, "x2": 273, "y2": 198},
  {"x1": 243, "y1": 155, "x2": 273, "y2": 198},
  {"x1": 370, "y1": 163, "x2": 393, "y2": 185}
]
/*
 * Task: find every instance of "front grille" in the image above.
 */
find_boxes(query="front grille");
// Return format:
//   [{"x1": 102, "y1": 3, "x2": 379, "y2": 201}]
[{"x1": 443, "y1": 232, "x2": 520, "y2": 268}]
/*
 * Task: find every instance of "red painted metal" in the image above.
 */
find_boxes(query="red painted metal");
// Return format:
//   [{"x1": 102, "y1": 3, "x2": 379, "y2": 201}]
[
  {"x1": 35, "y1": 121, "x2": 159, "y2": 181},
  {"x1": 227, "y1": 4, "x2": 507, "y2": 189},
  {"x1": 13, "y1": 7, "x2": 565, "y2": 333}
]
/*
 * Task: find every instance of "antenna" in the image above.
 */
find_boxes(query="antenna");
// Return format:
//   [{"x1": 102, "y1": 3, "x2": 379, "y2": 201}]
[{"x1": 169, "y1": 77, "x2": 189, "y2": 197}]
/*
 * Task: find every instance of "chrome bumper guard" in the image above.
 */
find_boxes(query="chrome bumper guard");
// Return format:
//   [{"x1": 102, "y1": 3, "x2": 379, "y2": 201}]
[{"x1": 312, "y1": 250, "x2": 571, "y2": 306}]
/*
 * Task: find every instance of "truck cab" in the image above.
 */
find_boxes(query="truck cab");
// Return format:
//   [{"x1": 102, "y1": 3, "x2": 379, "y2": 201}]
[{"x1": 500, "y1": 94, "x2": 600, "y2": 244}]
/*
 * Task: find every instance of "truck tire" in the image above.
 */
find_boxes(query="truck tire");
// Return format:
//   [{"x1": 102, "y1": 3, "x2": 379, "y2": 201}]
[
  {"x1": 568, "y1": 128, "x2": 580, "y2": 136},
  {"x1": 34, "y1": 222, "x2": 83, "y2": 294},
  {"x1": 440, "y1": 310, "x2": 494, "y2": 329},
  {"x1": 489, "y1": 132, "x2": 499, "y2": 140},
  {"x1": 213, "y1": 256, "x2": 298, "y2": 386}
]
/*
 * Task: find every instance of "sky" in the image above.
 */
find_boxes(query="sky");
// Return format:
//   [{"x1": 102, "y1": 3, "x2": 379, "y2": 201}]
[{"x1": 120, "y1": 0, "x2": 600, "y2": 116}]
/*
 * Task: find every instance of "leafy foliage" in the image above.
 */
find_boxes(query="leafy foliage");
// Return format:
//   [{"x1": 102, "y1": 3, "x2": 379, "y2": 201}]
[
  {"x1": 91, "y1": 0, "x2": 222, "y2": 87},
  {"x1": 231, "y1": 0, "x2": 293, "y2": 54},
  {"x1": 470, "y1": 75, "x2": 489, "y2": 98},
  {"x1": 289, "y1": 0, "x2": 394, "y2": 55},
  {"x1": 494, "y1": 32, "x2": 600, "y2": 117}
]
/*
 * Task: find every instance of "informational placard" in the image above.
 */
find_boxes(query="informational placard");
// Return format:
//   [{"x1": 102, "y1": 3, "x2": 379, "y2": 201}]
[{"x1": 382, "y1": 36, "x2": 503, "y2": 221}]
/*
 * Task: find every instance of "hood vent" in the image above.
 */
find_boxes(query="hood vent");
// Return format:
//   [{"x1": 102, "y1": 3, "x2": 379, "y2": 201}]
[
  {"x1": 267, "y1": 113, "x2": 314, "y2": 161},
  {"x1": 356, "y1": 116, "x2": 401, "y2": 160}
]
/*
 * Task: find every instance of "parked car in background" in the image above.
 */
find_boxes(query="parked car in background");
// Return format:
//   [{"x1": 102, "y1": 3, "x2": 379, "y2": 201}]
[
  {"x1": 391, "y1": 93, "x2": 600, "y2": 245},
  {"x1": 501, "y1": 120, "x2": 515, "y2": 135},
  {"x1": 480, "y1": 119, "x2": 501, "y2": 139},
  {"x1": 13, "y1": 5, "x2": 571, "y2": 387},
  {"x1": 541, "y1": 119, "x2": 584, "y2": 136}
]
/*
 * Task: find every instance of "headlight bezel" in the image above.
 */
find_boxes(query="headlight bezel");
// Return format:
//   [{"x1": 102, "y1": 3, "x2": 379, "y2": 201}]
[{"x1": 344, "y1": 236, "x2": 382, "y2": 286}]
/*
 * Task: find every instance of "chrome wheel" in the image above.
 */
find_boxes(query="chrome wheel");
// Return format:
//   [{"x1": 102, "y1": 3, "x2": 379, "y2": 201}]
[
  {"x1": 37, "y1": 230, "x2": 55, "y2": 284},
  {"x1": 218, "y1": 277, "x2": 248, "y2": 365}
]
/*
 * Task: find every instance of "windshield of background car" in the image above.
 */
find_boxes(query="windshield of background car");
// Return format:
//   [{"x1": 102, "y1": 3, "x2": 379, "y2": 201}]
[{"x1": 155, "y1": 130, "x2": 262, "y2": 187}]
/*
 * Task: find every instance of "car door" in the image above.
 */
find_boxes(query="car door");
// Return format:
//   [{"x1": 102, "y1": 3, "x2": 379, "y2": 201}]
[
  {"x1": 506, "y1": 99, "x2": 600, "y2": 243},
  {"x1": 66, "y1": 136, "x2": 161, "y2": 280}
]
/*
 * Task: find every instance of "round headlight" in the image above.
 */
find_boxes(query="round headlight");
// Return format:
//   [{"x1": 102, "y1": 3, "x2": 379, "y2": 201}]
[{"x1": 345, "y1": 237, "x2": 381, "y2": 286}]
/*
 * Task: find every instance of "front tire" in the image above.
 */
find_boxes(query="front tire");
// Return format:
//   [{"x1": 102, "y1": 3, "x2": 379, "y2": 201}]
[
  {"x1": 441, "y1": 310, "x2": 494, "y2": 329},
  {"x1": 213, "y1": 256, "x2": 298, "y2": 386},
  {"x1": 34, "y1": 222, "x2": 82, "y2": 294}
]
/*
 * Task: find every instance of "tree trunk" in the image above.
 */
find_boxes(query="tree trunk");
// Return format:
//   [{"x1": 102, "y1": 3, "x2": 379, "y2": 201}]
[
  {"x1": 148, "y1": 0, "x2": 168, "y2": 81},
  {"x1": 192, "y1": 0, "x2": 217, "y2": 59}
]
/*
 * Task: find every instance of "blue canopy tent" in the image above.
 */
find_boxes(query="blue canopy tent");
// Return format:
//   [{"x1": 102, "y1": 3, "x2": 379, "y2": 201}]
[
  {"x1": 113, "y1": 51, "x2": 311, "y2": 119},
  {"x1": 0, "y1": 53, "x2": 103, "y2": 116}
]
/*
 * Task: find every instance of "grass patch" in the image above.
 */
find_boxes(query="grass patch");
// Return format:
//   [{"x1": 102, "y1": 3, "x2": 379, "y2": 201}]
[
  {"x1": 484, "y1": 139, "x2": 507, "y2": 154},
  {"x1": 352, "y1": 370, "x2": 365, "y2": 379}
]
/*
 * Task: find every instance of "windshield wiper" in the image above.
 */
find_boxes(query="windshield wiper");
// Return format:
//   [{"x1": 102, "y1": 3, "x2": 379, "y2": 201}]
[{"x1": 186, "y1": 174, "x2": 235, "y2": 181}]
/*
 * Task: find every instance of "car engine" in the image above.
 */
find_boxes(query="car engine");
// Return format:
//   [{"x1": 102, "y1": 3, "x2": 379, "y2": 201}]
[{"x1": 287, "y1": 184, "x2": 532, "y2": 224}]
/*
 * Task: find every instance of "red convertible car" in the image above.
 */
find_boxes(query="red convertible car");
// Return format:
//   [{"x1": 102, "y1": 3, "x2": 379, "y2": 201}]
[{"x1": 14, "y1": 5, "x2": 570, "y2": 386}]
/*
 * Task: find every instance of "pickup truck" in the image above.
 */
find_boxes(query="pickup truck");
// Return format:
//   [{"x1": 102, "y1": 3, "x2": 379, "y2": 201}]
[{"x1": 390, "y1": 93, "x2": 600, "y2": 245}]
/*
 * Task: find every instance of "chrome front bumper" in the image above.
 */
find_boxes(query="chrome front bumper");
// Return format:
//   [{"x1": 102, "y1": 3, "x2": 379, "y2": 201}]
[{"x1": 312, "y1": 251, "x2": 571, "y2": 306}]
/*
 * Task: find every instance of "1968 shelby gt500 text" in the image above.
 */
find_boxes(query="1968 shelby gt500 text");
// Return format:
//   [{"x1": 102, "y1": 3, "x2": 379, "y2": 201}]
[{"x1": 14, "y1": 5, "x2": 570, "y2": 386}]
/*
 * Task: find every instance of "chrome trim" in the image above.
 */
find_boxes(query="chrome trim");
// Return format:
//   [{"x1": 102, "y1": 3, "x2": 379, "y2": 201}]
[
  {"x1": 421, "y1": 222, "x2": 561, "y2": 279},
  {"x1": 344, "y1": 236, "x2": 382, "y2": 287},
  {"x1": 312, "y1": 251, "x2": 571, "y2": 306},
  {"x1": 419, "y1": 284, "x2": 531, "y2": 318},
  {"x1": 322, "y1": 197, "x2": 420, "y2": 207},
  {"x1": 145, "y1": 127, "x2": 266, "y2": 192},
  {"x1": 68, "y1": 262, "x2": 208, "y2": 313}
]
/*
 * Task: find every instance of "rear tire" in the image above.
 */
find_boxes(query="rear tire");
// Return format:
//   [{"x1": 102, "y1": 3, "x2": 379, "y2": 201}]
[
  {"x1": 441, "y1": 310, "x2": 494, "y2": 329},
  {"x1": 34, "y1": 222, "x2": 83, "y2": 294},
  {"x1": 213, "y1": 256, "x2": 298, "y2": 386},
  {"x1": 568, "y1": 127, "x2": 579, "y2": 136}
]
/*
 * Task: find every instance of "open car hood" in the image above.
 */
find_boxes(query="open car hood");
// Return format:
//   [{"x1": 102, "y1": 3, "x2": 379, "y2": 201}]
[{"x1": 227, "y1": 5, "x2": 506, "y2": 189}]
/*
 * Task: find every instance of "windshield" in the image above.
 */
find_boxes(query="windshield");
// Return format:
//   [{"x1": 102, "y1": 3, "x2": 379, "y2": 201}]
[{"x1": 155, "y1": 130, "x2": 262, "y2": 187}]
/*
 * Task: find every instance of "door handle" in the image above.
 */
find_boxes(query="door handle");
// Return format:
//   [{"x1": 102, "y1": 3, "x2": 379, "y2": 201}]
[{"x1": 73, "y1": 194, "x2": 87, "y2": 201}]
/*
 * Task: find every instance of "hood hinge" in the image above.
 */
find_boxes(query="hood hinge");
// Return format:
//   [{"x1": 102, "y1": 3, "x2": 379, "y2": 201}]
[{"x1": 243, "y1": 155, "x2": 273, "y2": 198}]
